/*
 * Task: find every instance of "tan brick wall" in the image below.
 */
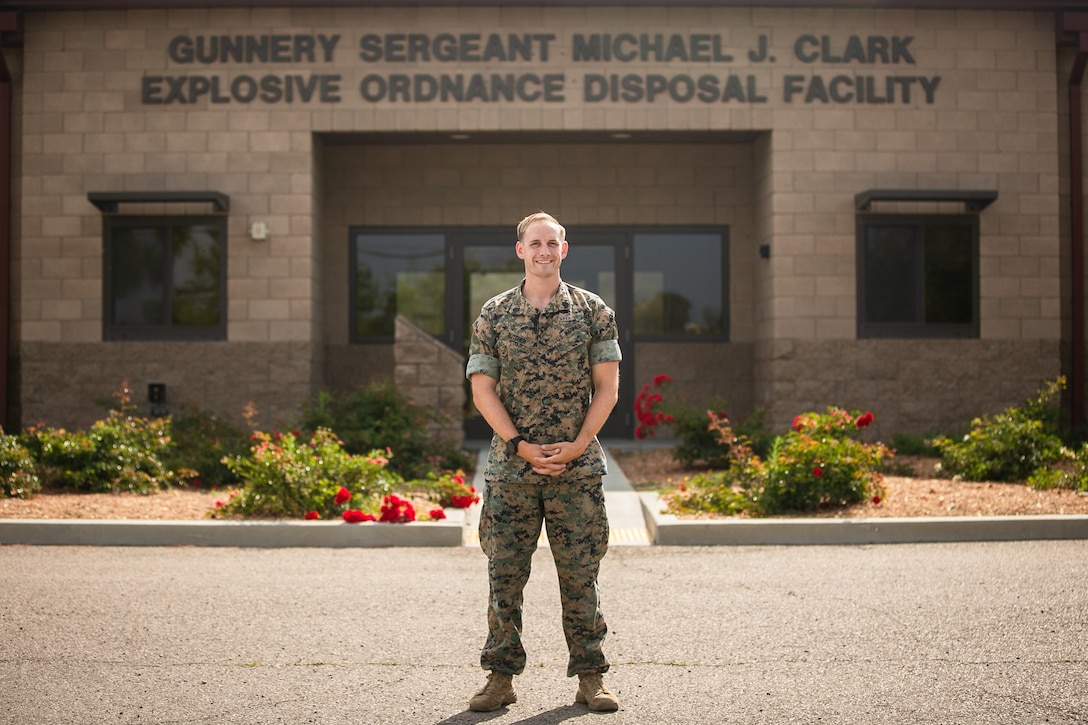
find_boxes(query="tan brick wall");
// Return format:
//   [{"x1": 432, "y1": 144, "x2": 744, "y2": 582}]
[
  {"x1": 19, "y1": 341, "x2": 314, "y2": 429},
  {"x1": 11, "y1": 6, "x2": 1066, "y2": 435},
  {"x1": 755, "y1": 338, "x2": 1061, "y2": 437}
]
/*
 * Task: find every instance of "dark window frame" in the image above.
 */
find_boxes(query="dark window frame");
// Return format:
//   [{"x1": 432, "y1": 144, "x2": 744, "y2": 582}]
[
  {"x1": 856, "y1": 213, "x2": 980, "y2": 339},
  {"x1": 102, "y1": 214, "x2": 228, "y2": 341}
]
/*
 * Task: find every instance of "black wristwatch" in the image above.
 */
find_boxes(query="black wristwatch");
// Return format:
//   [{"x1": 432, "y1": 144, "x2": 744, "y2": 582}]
[{"x1": 507, "y1": 435, "x2": 525, "y2": 453}]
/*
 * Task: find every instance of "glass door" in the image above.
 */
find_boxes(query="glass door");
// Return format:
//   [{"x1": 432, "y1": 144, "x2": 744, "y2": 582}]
[{"x1": 450, "y1": 230, "x2": 632, "y2": 440}]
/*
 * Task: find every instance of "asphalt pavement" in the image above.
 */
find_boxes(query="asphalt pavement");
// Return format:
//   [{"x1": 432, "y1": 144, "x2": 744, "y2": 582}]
[{"x1": 2, "y1": 541, "x2": 1085, "y2": 724}]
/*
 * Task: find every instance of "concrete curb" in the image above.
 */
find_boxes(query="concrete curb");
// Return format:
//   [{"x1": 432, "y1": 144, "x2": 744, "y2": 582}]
[
  {"x1": 0, "y1": 509, "x2": 466, "y2": 548},
  {"x1": 640, "y1": 492, "x2": 1088, "y2": 545}
]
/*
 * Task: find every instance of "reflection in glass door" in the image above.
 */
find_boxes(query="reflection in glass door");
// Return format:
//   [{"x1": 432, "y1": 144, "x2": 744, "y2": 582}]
[{"x1": 454, "y1": 233, "x2": 631, "y2": 440}]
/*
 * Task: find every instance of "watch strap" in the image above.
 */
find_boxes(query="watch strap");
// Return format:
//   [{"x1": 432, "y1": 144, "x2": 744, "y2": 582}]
[{"x1": 507, "y1": 435, "x2": 525, "y2": 452}]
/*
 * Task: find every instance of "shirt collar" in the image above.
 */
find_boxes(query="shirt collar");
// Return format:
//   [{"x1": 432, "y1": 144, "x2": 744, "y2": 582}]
[{"x1": 513, "y1": 279, "x2": 571, "y2": 315}]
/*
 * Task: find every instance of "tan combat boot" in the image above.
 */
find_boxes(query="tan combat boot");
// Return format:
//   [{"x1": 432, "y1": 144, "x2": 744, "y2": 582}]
[
  {"x1": 576, "y1": 672, "x2": 619, "y2": 712},
  {"x1": 468, "y1": 671, "x2": 516, "y2": 712}
]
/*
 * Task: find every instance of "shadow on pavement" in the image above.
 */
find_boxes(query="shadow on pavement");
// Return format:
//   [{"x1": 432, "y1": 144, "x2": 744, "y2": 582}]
[{"x1": 434, "y1": 704, "x2": 593, "y2": 725}]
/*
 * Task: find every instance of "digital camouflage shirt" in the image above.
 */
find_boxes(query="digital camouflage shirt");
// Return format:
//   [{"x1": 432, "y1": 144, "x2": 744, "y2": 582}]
[{"x1": 466, "y1": 281, "x2": 622, "y2": 485}]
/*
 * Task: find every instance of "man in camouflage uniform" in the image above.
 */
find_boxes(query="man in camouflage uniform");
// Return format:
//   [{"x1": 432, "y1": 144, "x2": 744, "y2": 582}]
[{"x1": 465, "y1": 212, "x2": 622, "y2": 713}]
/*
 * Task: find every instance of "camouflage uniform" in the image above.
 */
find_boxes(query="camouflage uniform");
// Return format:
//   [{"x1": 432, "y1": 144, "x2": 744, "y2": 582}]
[{"x1": 466, "y1": 280, "x2": 622, "y2": 677}]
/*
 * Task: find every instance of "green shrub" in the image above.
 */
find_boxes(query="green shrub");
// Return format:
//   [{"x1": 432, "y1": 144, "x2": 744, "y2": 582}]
[
  {"x1": 668, "y1": 408, "x2": 888, "y2": 517},
  {"x1": 163, "y1": 405, "x2": 249, "y2": 489},
  {"x1": 759, "y1": 408, "x2": 888, "y2": 514},
  {"x1": 889, "y1": 433, "x2": 941, "y2": 457},
  {"x1": 666, "y1": 414, "x2": 765, "y2": 517},
  {"x1": 301, "y1": 381, "x2": 466, "y2": 479},
  {"x1": 668, "y1": 398, "x2": 733, "y2": 469},
  {"x1": 930, "y1": 377, "x2": 1066, "y2": 483},
  {"x1": 1026, "y1": 443, "x2": 1088, "y2": 493},
  {"x1": 1, "y1": 431, "x2": 41, "y2": 499},
  {"x1": 25, "y1": 384, "x2": 174, "y2": 494},
  {"x1": 217, "y1": 428, "x2": 401, "y2": 519},
  {"x1": 415, "y1": 469, "x2": 479, "y2": 509}
]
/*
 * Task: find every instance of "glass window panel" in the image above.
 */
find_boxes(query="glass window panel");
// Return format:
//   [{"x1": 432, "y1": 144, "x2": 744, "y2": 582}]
[
  {"x1": 172, "y1": 224, "x2": 222, "y2": 326},
  {"x1": 105, "y1": 217, "x2": 225, "y2": 340},
  {"x1": 924, "y1": 223, "x2": 973, "y2": 325},
  {"x1": 634, "y1": 233, "x2": 723, "y2": 336},
  {"x1": 864, "y1": 225, "x2": 917, "y2": 324},
  {"x1": 110, "y1": 226, "x2": 167, "y2": 326},
  {"x1": 354, "y1": 234, "x2": 445, "y2": 337},
  {"x1": 464, "y1": 245, "x2": 524, "y2": 349},
  {"x1": 559, "y1": 245, "x2": 617, "y2": 308}
]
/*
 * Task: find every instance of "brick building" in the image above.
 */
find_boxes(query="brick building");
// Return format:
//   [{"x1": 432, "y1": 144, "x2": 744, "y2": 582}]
[{"x1": 2, "y1": 0, "x2": 1087, "y2": 442}]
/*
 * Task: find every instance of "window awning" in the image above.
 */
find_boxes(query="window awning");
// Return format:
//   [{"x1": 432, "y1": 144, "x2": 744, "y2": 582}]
[
  {"x1": 87, "y1": 191, "x2": 230, "y2": 213},
  {"x1": 854, "y1": 189, "x2": 998, "y2": 213}
]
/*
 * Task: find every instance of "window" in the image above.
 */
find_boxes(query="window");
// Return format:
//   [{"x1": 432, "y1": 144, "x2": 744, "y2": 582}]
[
  {"x1": 104, "y1": 216, "x2": 226, "y2": 340},
  {"x1": 857, "y1": 215, "x2": 978, "y2": 338},
  {"x1": 633, "y1": 230, "x2": 727, "y2": 339},
  {"x1": 348, "y1": 225, "x2": 730, "y2": 344},
  {"x1": 350, "y1": 232, "x2": 446, "y2": 341}
]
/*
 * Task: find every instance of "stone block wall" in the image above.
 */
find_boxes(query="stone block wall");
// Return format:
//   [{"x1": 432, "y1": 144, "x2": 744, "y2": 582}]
[
  {"x1": 19, "y1": 340, "x2": 314, "y2": 429},
  {"x1": 393, "y1": 316, "x2": 465, "y2": 449},
  {"x1": 755, "y1": 338, "x2": 1062, "y2": 437}
]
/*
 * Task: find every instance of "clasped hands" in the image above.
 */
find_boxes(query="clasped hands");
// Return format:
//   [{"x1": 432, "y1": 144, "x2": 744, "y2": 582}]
[{"x1": 517, "y1": 440, "x2": 586, "y2": 476}]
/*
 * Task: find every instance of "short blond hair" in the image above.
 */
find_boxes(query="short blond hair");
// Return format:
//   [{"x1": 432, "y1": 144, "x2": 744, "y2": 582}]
[{"x1": 516, "y1": 211, "x2": 566, "y2": 242}]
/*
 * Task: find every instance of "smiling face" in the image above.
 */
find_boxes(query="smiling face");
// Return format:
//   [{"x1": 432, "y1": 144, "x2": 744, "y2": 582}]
[{"x1": 516, "y1": 218, "x2": 568, "y2": 281}]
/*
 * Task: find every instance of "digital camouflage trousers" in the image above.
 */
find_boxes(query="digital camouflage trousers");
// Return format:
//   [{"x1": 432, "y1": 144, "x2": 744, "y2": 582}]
[{"x1": 478, "y1": 476, "x2": 610, "y2": 678}]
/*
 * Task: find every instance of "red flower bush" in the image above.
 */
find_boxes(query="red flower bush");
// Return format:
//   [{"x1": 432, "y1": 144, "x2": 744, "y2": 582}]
[
  {"x1": 333, "y1": 486, "x2": 351, "y2": 505},
  {"x1": 425, "y1": 471, "x2": 479, "y2": 508},
  {"x1": 671, "y1": 406, "x2": 888, "y2": 517},
  {"x1": 634, "y1": 373, "x2": 675, "y2": 440},
  {"x1": 450, "y1": 485, "x2": 480, "y2": 508}
]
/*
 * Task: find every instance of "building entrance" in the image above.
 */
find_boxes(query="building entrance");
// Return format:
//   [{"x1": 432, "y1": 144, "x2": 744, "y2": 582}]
[{"x1": 449, "y1": 229, "x2": 633, "y2": 440}]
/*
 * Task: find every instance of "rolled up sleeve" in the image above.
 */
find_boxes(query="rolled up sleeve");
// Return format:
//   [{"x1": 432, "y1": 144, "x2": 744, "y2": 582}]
[
  {"x1": 466, "y1": 352, "x2": 500, "y2": 381},
  {"x1": 589, "y1": 339, "x2": 622, "y2": 365}
]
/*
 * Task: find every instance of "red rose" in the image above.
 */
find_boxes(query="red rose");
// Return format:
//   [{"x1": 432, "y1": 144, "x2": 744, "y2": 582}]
[
  {"x1": 812, "y1": 466, "x2": 823, "y2": 478},
  {"x1": 430, "y1": 508, "x2": 446, "y2": 520},
  {"x1": 635, "y1": 426, "x2": 646, "y2": 440},
  {"x1": 793, "y1": 415, "x2": 805, "y2": 431},
  {"x1": 342, "y1": 509, "x2": 375, "y2": 523},
  {"x1": 453, "y1": 475, "x2": 465, "y2": 485},
  {"x1": 304, "y1": 511, "x2": 320, "y2": 520},
  {"x1": 856, "y1": 411, "x2": 874, "y2": 428},
  {"x1": 653, "y1": 373, "x2": 672, "y2": 386},
  {"x1": 379, "y1": 494, "x2": 416, "y2": 523},
  {"x1": 334, "y1": 487, "x2": 351, "y2": 505},
  {"x1": 872, "y1": 495, "x2": 882, "y2": 505}
]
